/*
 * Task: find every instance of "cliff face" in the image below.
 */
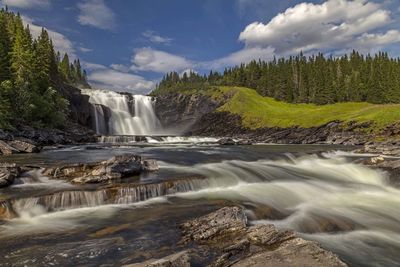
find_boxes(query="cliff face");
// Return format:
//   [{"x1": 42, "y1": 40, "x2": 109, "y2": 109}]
[
  {"x1": 154, "y1": 93, "x2": 222, "y2": 134},
  {"x1": 153, "y1": 92, "x2": 378, "y2": 145},
  {"x1": 56, "y1": 83, "x2": 92, "y2": 127}
]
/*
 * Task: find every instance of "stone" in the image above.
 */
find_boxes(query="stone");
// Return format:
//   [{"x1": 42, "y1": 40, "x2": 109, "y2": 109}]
[
  {"x1": 180, "y1": 207, "x2": 348, "y2": 267},
  {"x1": 181, "y1": 206, "x2": 247, "y2": 243},
  {"x1": 141, "y1": 159, "x2": 159, "y2": 171},
  {"x1": 0, "y1": 163, "x2": 20, "y2": 188},
  {"x1": 230, "y1": 237, "x2": 347, "y2": 267},
  {"x1": 0, "y1": 140, "x2": 19, "y2": 155},
  {"x1": 123, "y1": 251, "x2": 191, "y2": 267},
  {"x1": 219, "y1": 138, "x2": 237, "y2": 146},
  {"x1": 247, "y1": 225, "x2": 295, "y2": 246},
  {"x1": 44, "y1": 154, "x2": 158, "y2": 184},
  {"x1": 8, "y1": 139, "x2": 41, "y2": 153}
]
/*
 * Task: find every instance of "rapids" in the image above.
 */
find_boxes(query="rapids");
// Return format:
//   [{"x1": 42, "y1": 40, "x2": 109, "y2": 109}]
[{"x1": 0, "y1": 143, "x2": 399, "y2": 266}]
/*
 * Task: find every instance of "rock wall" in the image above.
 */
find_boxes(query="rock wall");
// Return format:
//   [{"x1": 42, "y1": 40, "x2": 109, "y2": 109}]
[{"x1": 155, "y1": 93, "x2": 223, "y2": 134}]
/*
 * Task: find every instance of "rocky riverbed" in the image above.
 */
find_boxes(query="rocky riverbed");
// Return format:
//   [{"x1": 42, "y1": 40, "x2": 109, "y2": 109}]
[{"x1": 0, "y1": 143, "x2": 399, "y2": 266}]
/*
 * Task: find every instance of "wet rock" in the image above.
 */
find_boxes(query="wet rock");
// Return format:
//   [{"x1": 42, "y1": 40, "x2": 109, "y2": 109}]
[
  {"x1": 123, "y1": 250, "x2": 190, "y2": 267},
  {"x1": 141, "y1": 159, "x2": 159, "y2": 171},
  {"x1": 181, "y1": 206, "x2": 247, "y2": 243},
  {"x1": 0, "y1": 140, "x2": 19, "y2": 155},
  {"x1": 357, "y1": 142, "x2": 400, "y2": 157},
  {"x1": 247, "y1": 225, "x2": 294, "y2": 246},
  {"x1": 363, "y1": 155, "x2": 385, "y2": 165},
  {"x1": 7, "y1": 139, "x2": 41, "y2": 153},
  {"x1": 230, "y1": 237, "x2": 347, "y2": 267},
  {"x1": 0, "y1": 163, "x2": 20, "y2": 188},
  {"x1": 219, "y1": 138, "x2": 236, "y2": 146},
  {"x1": 181, "y1": 207, "x2": 347, "y2": 267},
  {"x1": 44, "y1": 154, "x2": 159, "y2": 184}
]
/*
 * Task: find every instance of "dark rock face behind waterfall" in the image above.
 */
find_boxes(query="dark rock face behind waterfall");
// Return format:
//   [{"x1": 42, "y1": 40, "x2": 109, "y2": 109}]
[{"x1": 155, "y1": 93, "x2": 223, "y2": 131}]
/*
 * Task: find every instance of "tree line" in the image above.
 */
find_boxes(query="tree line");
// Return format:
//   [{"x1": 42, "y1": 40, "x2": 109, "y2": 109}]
[
  {"x1": 155, "y1": 51, "x2": 400, "y2": 105},
  {"x1": 0, "y1": 8, "x2": 89, "y2": 129}
]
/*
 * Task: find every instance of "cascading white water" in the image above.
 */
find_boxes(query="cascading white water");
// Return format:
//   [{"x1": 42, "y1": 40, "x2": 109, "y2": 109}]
[{"x1": 81, "y1": 89, "x2": 162, "y2": 135}]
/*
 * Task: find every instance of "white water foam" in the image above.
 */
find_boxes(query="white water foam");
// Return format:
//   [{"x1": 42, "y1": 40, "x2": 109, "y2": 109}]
[{"x1": 81, "y1": 89, "x2": 162, "y2": 135}]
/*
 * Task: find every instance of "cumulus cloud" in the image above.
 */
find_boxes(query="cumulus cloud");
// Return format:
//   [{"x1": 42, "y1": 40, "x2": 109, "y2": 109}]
[
  {"x1": 131, "y1": 47, "x2": 193, "y2": 73},
  {"x1": 238, "y1": 0, "x2": 400, "y2": 54},
  {"x1": 82, "y1": 62, "x2": 155, "y2": 93},
  {"x1": 88, "y1": 68, "x2": 155, "y2": 94},
  {"x1": 22, "y1": 16, "x2": 76, "y2": 58},
  {"x1": 142, "y1": 30, "x2": 172, "y2": 44},
  {"x1": 77, "y1": 0, "x2": 116, "y2": 30},
  {"x1": 110, "y1": 64, "x2": 130, "y2": 73},
  {"x1": 3, "y1": 0, "x2": 50, "y2": 9},
  {"x1": 204, "y1": 46, "x2": 275, "y2": 69}
]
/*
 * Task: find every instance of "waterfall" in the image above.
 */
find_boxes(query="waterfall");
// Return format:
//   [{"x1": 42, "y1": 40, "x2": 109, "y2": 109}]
[{"x1": 81, "y1": 89, "x2": 162, "y2": 135}]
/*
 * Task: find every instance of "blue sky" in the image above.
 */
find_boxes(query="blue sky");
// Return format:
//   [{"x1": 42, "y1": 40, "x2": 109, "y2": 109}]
[{"x1": 2, "y1": 0, "x2": 400, "y2": 93}]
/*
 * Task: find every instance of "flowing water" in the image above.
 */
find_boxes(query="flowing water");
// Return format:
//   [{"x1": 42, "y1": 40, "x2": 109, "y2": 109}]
[
  {"x1": 81, "y1": 89, "x2": 162, "y2": 135},
  {"x1": 0, "y1": 143, "x2": 399, "y2": 266}
]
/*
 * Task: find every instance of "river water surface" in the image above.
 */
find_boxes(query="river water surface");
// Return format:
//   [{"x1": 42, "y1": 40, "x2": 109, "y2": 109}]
[{"x1": 0, "y1": 141, "x2": 399, "y2": 267}]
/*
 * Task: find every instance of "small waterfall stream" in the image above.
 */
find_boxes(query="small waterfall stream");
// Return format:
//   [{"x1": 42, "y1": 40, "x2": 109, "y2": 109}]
[{"x1": 81, "y1": 89, "x2": 162, "y2": 135}]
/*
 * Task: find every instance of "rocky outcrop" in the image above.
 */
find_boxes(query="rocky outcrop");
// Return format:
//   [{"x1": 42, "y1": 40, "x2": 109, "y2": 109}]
[
  {"x1": 0, "y1": 163, "x2": 21, "y2": 188},
  {"x1": 179, "y1": 207, "x2": 347, "y2": 267},
  {"x1": 0, "y1": 140, "x2": 19, "y2": 155},
  {"x1": 192, "y1": 112, "x2": 369, "y2": 145},
  {"x1": 44, "y1": 154, "x2": 159, "y2": 184},
  {"x1": 357, "y1": 141, "x2": 400, "y2": 156},
  {"x1": 123, "y1": 251, "x2": 191, "y2": 267},
  {"x1": 155, "y1": 93, "x2": 223, "y2": 133}
]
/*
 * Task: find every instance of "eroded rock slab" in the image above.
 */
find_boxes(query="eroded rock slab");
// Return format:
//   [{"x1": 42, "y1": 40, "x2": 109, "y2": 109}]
[
  {"x1": 180, "y1": 207, "x2": 347, "y2": 267},
  {"x1": 123, "y1": 251, "x2": 190, "y2": 267},
  {"x1": 43, "y1": 154, "x2": 159, "y2": 184},
  {"x1": 7, "y1": 139, "x2": 41, "y2": 153},
  {"x1": 0, "y1": 163, "x2": 21, "y2": 188}
]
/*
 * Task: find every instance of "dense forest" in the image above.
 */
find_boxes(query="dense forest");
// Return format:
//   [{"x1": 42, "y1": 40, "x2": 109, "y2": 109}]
[
  {"x1": 0, "y1": 8, "x2": 89, "y2": 129},
  {"x1": 155, "y1": 51, "x2": 400, "y2": 105}
]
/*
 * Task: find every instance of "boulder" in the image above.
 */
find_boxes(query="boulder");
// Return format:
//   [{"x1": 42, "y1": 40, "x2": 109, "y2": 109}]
[
  {"x1": 181, "y1": 207, "x2": 348, "y2": 267},
  {"x1": 123, "y1": 251, "x2": 190, "y2": 267},
  {"x1": 0, "y1": 140, "x2": 19, "y2": 155},
  {"x1": 181, "y1": 206, "x2": 247, "y2": 243},
  {"x1": 7, "y1": 139, "x2": 41, "y2": 153},
  {"x1": 0, "y1": 163, "x2": 20, "y2": 188},
  {"x1": 219, "y1": 138, "x2": 237, "y2": 146},
  {"x1": 44, "y1": 154, "x2": 159, "y2": 184}
]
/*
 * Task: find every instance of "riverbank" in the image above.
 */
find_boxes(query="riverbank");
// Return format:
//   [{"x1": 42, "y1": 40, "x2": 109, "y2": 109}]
[{"x1": 154, "y1": 86, "x2": 400, "y2": 145}]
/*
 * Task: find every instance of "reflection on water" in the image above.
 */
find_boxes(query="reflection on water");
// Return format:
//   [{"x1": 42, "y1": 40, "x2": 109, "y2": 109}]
[{"x1": 0, "y1": 144, "x2": 399, "y2": 266}]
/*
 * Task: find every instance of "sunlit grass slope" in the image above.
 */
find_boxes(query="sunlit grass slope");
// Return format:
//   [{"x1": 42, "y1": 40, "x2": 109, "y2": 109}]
[{"x1": 212, "y1": 86, "x2": 400, "y2": 131}]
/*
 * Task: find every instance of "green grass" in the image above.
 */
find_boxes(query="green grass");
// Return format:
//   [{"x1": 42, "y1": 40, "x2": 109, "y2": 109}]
[{"x1": 212, "y1": 86, "x2": 400, "y2": 132}]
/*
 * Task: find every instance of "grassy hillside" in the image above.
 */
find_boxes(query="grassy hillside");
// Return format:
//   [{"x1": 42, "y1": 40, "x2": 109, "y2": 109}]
[{"x1": 210, "y1": 86, "x2": 400, "y2": 132}]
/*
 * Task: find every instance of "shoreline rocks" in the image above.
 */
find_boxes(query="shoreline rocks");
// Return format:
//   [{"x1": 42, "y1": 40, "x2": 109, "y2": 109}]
[
  {"x1": 182, "y1": 207, "x2": 347, "y2": 267},
  {"x1": 0, "y1": 163, "x2": 21, "y2": 188},
  {"x1": 44, "y1": 154, "x2": 159, "y2": 184},
  {"x1": 129, "y1": 206, "x2": 347, "y2": 267}
]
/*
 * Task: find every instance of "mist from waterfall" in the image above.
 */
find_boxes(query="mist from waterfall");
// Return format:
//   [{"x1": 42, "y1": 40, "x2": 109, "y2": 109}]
[{"x1": 81, "y1": 89, "x2": 163, "y2": 135}]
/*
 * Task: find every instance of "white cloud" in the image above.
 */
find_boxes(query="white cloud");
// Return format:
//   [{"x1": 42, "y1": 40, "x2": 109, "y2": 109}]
[
  {"x1": 238, "y1": 0, "x2": 400, "y2": 54},
  {"x1": 78, "y1": 47, "x2": 93, "y2": 53},
  {"x1": 204, "y1": 46, "x2": 275, "y2": 69},
  {"x1": 110, "y1": 64, "x2": 130, "y2": 73},
  {"x1": 179, "y1": 68, "x2": 198, "y2": 78},
  {"x1": 77, "y1": 0, "x2": 116, "y2": 30},
  {"x1": 131, "y1": 47, "x2": 193, "y2": 73},
  {"x1": 3, "y1": 0, "x2": 50, "y2": 9},
  {"x1": 22, "y1": 16, "x2": 76, "y2": 59},
  {"x1": 142, "y1": 30, "x2": 172, "y2": 44},
  {"x1": 88, "y1": 68, "x2": 155, "y2": 94},
  {"x1": 81, "y1": 61, "x2": 107, "y2": 71}
]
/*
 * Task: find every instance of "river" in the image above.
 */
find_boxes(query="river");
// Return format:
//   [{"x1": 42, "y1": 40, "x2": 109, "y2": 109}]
[{"x1": 0, "y1": 140, "x2": 399, "y2": 266}]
